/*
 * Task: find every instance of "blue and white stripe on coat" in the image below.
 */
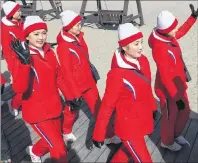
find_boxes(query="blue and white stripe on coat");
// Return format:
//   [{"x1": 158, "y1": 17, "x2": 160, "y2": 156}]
[
  {"x1": 123, "y1": 78, "x2": 136, "y2": 100},
  {"x1": 69, "y1": 48, "x2": 80, "y2": 63},
  {"x1": 168, "y1": 50, "x2": 176, "y2": 64},
  {"x1": 31, "y1": 66, "x2": 40, "y2": 85}
]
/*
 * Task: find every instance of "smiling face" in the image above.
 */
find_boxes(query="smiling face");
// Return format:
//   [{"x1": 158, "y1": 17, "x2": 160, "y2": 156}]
[
  {"x1": 122, "y1": 38, "x2": 143, "y2": 59},
  {"x1": 69, "y1": 22, "x2": 82, "y2": 36},
  {"x1": 27, "y1": 29, "x2": 47, "y2": 48}
]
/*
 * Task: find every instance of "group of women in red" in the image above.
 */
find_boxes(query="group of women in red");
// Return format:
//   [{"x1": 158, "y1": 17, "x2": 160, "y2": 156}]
[{"x1": 1, "y1": 1, "x2": 198, "y2": 162}]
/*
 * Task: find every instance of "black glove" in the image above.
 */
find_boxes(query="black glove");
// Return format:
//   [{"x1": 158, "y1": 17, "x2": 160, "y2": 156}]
[
  {"x1": 92, "y1": 139, "x2": 104, "y2": 149},
  {"x1": 176, "y1": 99, "x2": 185, "y2": 111},
  {"x1": 153, "y1": 110, "x2": 158, "y2": 121},
  {"x1": 10, "y1": 38, "x2": 30, "y2": 65},
  {"x1": 190, "y1": 4, "x2": 198, "y2": 19},
  {"x1": 68, "y1": 97, "x2": 84, "y2": 112}
]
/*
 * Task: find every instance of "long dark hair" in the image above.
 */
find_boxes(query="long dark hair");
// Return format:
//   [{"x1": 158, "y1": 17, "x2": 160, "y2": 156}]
[{"x1": 120, "y1": 47, "x2": 125, "y2": 55}]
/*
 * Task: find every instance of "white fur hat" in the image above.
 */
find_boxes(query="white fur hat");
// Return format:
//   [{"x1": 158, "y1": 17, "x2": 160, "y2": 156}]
[
  {"x1": 157, "y1": 10, "x2": 178, "y2": 34},
  {"x1": 2, "y1": 1, "x2": 20, "y2": 19},
  {"x1": 60, "y1": 10, "x2": 82, "y2": 30},
  {"x1": 118, "y1": 23, "x2": 143, "y2": 47},
  {"x1": 23, "y1": 16, "x2": 47, "y2": 37}
]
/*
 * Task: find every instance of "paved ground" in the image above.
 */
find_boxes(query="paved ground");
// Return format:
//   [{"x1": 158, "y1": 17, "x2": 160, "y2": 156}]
[
  {"x1": 1, "y1": 1, "x2": 198, "y2": 118},
  {"x1": 1, "y1": 97, "x2": 198, "y2": 163},
  {"x1": 1, "y1": 1, "x2": 198, "y2": 162}
]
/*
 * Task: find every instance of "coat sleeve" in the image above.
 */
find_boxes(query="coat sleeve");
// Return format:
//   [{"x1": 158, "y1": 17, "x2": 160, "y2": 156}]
[
  {"x1": 81, "y1": 38, "x2": 90, "y2": 59},
  {"x1": 12, "y1": 57, "x2": 31, "y2": 94},
  {"x1": 142, "y1": 56, "x2": 152, "y2": 81},
  {"x1": 142, "y1": 56, "x2": 157, "y2": 111},
  {"x1": 56, "y1": 63, "x2": 75, "y2": 101},
  {"x1": 49, "y1": 50, "x2": 75, "y2": 101},
  {"x1": 1, "y1": 74, "x2": 6, "y2": 85},
  {"x1": 93, "y1": 70, "x2": 122, "y2": 141},
  {"x1": 1, "y1": 25, "x2": 13, "y2": 67},
  {"x1": 153, "y1": 46, "x2": 180, "y2": 100},
  {"x1": 56, "y1": 44, "x2": 82, "y2": 98},
  {"x1": 175, "y1": 16, "x2": 196, "y2": 40}
]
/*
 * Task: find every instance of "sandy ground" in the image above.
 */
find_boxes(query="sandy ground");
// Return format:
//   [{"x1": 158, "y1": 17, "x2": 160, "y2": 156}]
[{"x1": 1, "y1": 1, "x2": 198, "y2": 118}]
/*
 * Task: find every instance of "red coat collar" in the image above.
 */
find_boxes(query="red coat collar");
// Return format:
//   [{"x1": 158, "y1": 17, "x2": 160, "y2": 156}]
[
  {"x1": 29, "y1": 43, "x2": 51, "y2": 55},
  {"x1": 112, "y1": 49, "x2": 140, "y2": 70},
  {"x1": 1, "y1": 16, "x2": 23, "y2": 27},
  {"x1": 62, "y1": 30, "x2": 84, "y2": 44},
  {"x1": 120, "y1": 52, "x2": 139, "y2": 70},
  {"x1": 152, "y1": 29, "x2": 179, "y2": 47}
]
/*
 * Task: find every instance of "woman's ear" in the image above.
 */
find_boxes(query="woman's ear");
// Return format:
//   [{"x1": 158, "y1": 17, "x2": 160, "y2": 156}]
[{"x1": 122, "y1": 46, "x2": 127, "y2": 52}]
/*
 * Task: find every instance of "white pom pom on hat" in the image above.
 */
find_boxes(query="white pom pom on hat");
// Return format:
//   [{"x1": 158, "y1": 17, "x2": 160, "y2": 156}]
[
  {"x1": 2, "y1": 1, "x2": 20, "y2": 19},
  {"x1": 60, "y1": 10, "x2": 82, "y2": 31},
  {"x1": 157, "y1": 10, "x2": 178, "y2": 34},
  {"x1": 23, "y1": 16, "x2": 47, "y2": 37},
  {"x1": 118, "y1": 23, "x2": 143, "y2": 47}
]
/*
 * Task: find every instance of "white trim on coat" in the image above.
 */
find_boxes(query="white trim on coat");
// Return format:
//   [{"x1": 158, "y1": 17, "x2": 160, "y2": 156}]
[
  {"x1": 1, "y1": 17, "x2": 16, "y2": 26},
  {"x1": 123, "y1": 78, "x2": 136, "y2": 100},
  {"x1": 115, "y1": 49, "x2": 137, "y2": 69},
  {"x1": 29, "y1": 49, "x2": 40, "y2": 84},
  {"x1": 30, "y1": 66, "x2": 40, "y2": 84},
  {"x1": 152, "y1": 30, "x2": 171, "y2": 43},
  {"x1": 9, "y1": 31, "x2": 17, "y2": 39},
  {"x1": 61, "y1": 30, "x2": 75, "y2": 42},
  {"x1": 69, "y1": 48, "x2": 80, "y2": 63},
  {"x1": 168, "y1": 50, "x2": 176, "y2": 64},
  {"x1": 30, "y1": 50, "x2": 37, "y2": 55}
]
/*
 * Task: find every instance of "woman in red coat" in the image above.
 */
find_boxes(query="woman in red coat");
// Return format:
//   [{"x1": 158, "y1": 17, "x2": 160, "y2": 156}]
[
  {"x1": 56, "y1": 10, "x2": 121, "y2": 144},
  {"x1": 92, "y1": 23, "x2": 157, "y2": 162},
  {"x1": 148, "y1": 4, "x2": 197, "y2": 151},
  {"x1": 11, "y1": 16, "x2": 68, "y2": 163},
  {"x1": 1, "y1": 1, "x2": 25, "y2": 116}
]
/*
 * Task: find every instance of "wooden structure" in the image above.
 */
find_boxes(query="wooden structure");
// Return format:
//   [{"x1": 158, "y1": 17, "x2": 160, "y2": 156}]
[
  {"x1": 1, "y1": 86, "x2": 198, "y2": 163},
  {"x1": 20, "y1": 0, "x2": 63, "y2": 19},
  {"x1": 80, "y1": 0, "x2": 144, "y2": 26}
]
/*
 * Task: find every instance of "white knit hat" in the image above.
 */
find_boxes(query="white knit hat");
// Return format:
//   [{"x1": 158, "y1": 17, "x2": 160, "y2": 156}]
[
  {"x1": 60, "y1": 10, "x2": 82, "y2": 31},
  {"x1": 23, "y1": 16, "x2": 47, "y2": 37},
  {"x1": 2, "y1": 1, "x2": 20, "y2": 19},
  {"x1": 157, "y1": 10, "x2": 178, "y2": 34},
  {"x1": 118, "y1": 23, "x2": 143, "y2": 47}
]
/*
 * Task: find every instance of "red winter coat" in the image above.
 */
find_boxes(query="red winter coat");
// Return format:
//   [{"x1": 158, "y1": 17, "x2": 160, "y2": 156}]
[
  {"x1": 12, "y1": 44, "x2": 69, "y2": 123},
  {"x1": 1, "y1": 17, "x2": 25, "y2": 72},
  {"x1": 1, "y1": 73, "x2": 6, "y2": 85},
  {"x1": 148, "y1": 16, "x2": 196, "y2": 101},
  {"x1": 93, "y1": 49, "x2": 157, "y2": 141},
  {"x1": 56, "y1": 30, "x2": 96, "y2": 100}
]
